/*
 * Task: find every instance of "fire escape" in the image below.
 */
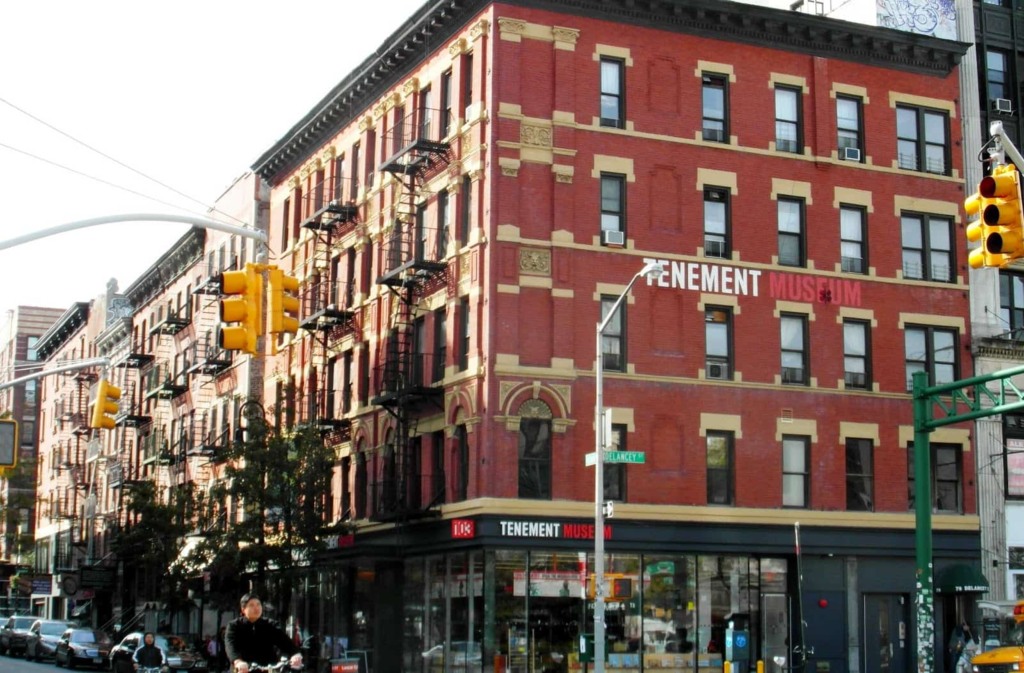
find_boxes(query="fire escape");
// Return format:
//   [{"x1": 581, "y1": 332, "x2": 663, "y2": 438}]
[
  {"x1": 187, "y1": 268, "x2": 235, "y2": 468},
  {"x1": 113, "y1": 335, "x2": 154, "y2": 492},
  {"x1": 298, "y1": 168, "x2": 361, "y2": 445},
  {"x1": 143, "y1": 301, "x2": 192, "y2": 471},
  {"x1": 371, "y1": 105, "x2": 451, "y2": 521},
  {"x1": 53, "y1": 367, "x2": 99, "y2": 568}
]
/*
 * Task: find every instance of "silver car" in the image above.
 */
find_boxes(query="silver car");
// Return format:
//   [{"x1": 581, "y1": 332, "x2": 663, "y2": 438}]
[{"x1": 25, "y1": 619, "x2": 76, "y2": 661}]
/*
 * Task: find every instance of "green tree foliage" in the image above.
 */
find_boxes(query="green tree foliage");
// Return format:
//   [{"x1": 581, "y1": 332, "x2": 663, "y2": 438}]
[
  {"x1": 199, "y1": 400, "x2": 337, "y2": 615},
  {"x1": 112, "y1": 479, "x2": 204, "y2": 620},
  {"x1": 0, "y1": 452, "x2": 37, "y2": 564}
]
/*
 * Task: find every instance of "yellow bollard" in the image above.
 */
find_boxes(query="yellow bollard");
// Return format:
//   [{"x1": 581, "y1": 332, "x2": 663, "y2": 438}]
[
  {"x1": 758, "y1": 660, "x2": 764, "y2": 673},
  {"x1": 724, "y1": 661, "x2": 732, "y2": 673}
]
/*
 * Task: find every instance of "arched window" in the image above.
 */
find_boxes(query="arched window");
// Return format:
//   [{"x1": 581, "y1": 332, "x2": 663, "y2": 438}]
[
  {"x1": 354, "y1": 441, "x2": 367, "y2": 519},
  {"x1": 518, "y1": 400, "x2": 552, "y2": 499}
]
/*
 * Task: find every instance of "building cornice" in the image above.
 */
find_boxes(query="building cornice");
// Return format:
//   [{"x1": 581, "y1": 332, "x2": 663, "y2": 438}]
[
  {"x1": 123, "y1": 227, "x2": 206, "y2": 309},
  {"x1": 36, "y1": 303, "x2": 90, "y2": 361},
  {"x1": 251, "y1": 0, "x2": 968, "y2": 184}
]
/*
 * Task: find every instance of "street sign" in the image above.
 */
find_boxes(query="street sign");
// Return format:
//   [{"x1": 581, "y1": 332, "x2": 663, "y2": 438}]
[
  {"x1": 586, "y1": 451, "x2": 646, "y2": 465},
  {"x1": 604, "y1": 450, "x2": 646, "y2": 464}
]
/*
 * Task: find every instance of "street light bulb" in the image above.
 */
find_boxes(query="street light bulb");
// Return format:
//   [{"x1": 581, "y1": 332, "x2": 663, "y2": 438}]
[{"x1": 639, "y1": 261, "x2": 664, "y2": 280}]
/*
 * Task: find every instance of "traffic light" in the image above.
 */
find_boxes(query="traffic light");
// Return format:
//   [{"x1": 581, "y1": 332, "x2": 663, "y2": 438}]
[
  {"x1": 267, "y1": 267, "x2": 300, "y2": 334},
  {"x1": 219, "y1": 263, "x2": 263, "y2": 354},
  {"x1": 0, "y1": 419, "x2": 17, "y2": 469},
  {"x1": 89, "y1": 379, "x2": 121, "y2": 430},
  {"x1": 966, "y1": 164, "x2": 1024, "y2": 268}
]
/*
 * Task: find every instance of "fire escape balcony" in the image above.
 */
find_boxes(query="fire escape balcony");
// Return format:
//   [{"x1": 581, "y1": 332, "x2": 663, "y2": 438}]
[
  {"x1": 300, "y1": 176, "x2": 359, "y2": 233},
  {"x1": 371, "y1": 352, "x2": 444, "y2": 408},
  {"x1": 69, "y1": 412, "x2": 91, "y2": 437},
  {"x1": 298, "y1": 388, "x2": 352, "y2": 442},
  {"x1": 380, "y1": 107, "x2": 452, "y2": 178},
  {"x1": 186, "y1": 333, "x2": 232, "y2": 376},
  {"x1": 106, "y1": 460, "x2": 124, "y2": 489},
  {"x1": 376, "y1": 223, "x2": 448, "y2": 288},
  {"x1": 113, "y1": 341, "x2": 155, "y2": 369},
  {"x1": 148, "y1": 305, "x2": 192, "y2": 336},
  {"x1": 144, "y1": 363, "x2": 189, "y2": 401},
  {"x1": 299, "y1": 280, "x2": 358, "y2": 335},
  {"x1": 115, "y1": 381, "x2": 151, "y2": 428},
  {"x1": 141, "y1": 429, "x2": 172, "y2": 466},
  {"x1": 185, "y1": 414, "x2": 230, "y2": 461}
]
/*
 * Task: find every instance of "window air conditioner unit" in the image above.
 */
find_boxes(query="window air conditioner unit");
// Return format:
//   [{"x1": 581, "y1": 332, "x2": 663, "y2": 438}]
[
  {"x1": 994, "y1": 98, "x2": 1013, "y2": 114},
  {"x1": 841, "y1": 147, "x2": 861, "y2": 162},
  {"x1": 602, "y1": 230, "x2": 626, "y2": 247},
  {"x1": 707, "y1": 362, "x2": 729, "y2": 380}
]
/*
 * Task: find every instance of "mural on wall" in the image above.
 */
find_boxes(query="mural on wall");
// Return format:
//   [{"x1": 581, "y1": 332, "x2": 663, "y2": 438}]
[{"x1": 877, "y1": 0, "x2": 956, "y2": 40}]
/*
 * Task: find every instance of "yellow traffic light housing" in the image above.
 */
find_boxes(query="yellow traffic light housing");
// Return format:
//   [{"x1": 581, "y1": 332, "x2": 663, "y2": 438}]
[
  {"x1": 89, "y1": 379, "x2": 121, "y2": 430},
  {"x1": 587, "y1": 573, "x2": 634, "y2": 601},
  {"x1": 219, "y1": 263, "x2": 263, "y2": 354},
  {"x1": 0, "y1": 419, "x2": 18, "y2": 469},
  {"x1": 268, "y1": 267, "x2": 300, "y2": 335},
  {"x1": 966, "y1": 164, "x2": 1024, "y2": 269}
]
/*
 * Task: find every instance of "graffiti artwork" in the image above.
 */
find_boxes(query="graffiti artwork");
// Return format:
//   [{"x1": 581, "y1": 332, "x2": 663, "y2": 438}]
[{"x1": 877, "y1": 0, "x2": 956, "y2": 40}]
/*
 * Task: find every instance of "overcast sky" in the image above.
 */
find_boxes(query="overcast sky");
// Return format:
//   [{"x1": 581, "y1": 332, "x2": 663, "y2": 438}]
[{"x1": 0, "y1": 0, "x2": 423, "y2": 317}]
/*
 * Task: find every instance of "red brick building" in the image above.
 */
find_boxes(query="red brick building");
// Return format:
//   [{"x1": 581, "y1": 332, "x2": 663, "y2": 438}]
[{"x1": 252, "y1": 2, "x2": 970, "y2": 672}]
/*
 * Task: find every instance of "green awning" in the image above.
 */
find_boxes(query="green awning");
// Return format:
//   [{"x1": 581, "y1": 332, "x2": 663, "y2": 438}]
[{"x1": 936, "y1": 564, "x2": 989, "y2": 594}]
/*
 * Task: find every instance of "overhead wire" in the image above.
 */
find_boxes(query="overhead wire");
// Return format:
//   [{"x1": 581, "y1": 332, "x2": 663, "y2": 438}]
[
  {"x1": 0, "y1": 141, "x2": 199, "y2": 215},
  {"x1": 0, "y1": 95, "x2": 249, "y2": 226}
]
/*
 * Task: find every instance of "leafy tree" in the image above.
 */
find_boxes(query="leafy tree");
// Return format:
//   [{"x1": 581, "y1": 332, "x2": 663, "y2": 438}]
[
  {"x1": 0, "y1": 452, "x2": 38, "y2": 564},
  {"x1": 112, "y1": 478, "x2": 203, "y2": 624},
  {"x1": 199, "y1": 400, "x2": 337, "y2": 617}
]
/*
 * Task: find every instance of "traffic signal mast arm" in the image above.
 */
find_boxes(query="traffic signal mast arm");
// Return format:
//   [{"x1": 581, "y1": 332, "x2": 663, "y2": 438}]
[{"x1": 0, "y1": 357, "x2": 110, "y2": 391}]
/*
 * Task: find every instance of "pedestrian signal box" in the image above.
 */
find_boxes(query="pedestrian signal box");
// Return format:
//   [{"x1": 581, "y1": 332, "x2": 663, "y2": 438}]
[{"x1": 587, "y1": 574, "x2": 634, "y2": 601}]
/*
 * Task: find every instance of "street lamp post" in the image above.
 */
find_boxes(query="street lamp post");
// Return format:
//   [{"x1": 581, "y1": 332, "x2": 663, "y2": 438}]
[{"x1": 594, "y1": 260, "x2": 663, "y2": 673}]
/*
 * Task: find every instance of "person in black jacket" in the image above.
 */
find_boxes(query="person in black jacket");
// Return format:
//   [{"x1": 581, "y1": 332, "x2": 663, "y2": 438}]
[
  {"x1": 225, "y1": 593, "x2": 301, "y2": 673},
  {"x1": 133, "y1": 632, "x2": 167, "y2": 671}
]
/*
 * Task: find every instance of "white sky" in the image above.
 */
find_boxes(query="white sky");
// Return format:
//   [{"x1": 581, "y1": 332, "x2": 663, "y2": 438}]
[
  {"x1": 0, "y1": 0, "x2": 811, "y2": 319},
  {"x1": 0, "y1": 0, "x2": 423, "y2": 317}
]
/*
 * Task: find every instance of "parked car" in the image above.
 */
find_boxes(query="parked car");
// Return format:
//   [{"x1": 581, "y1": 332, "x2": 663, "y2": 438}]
[
  {"x1": 110, "y1": 632, "x2": 209, "y2": 673},
  {"x1": 0, "y1": 614, "x2": 36, "y2": 656},
  {"x1": 55, "y1": 627, "x2": 113, "y2": 669},
  {"x1": 26, "y1": 619, "x2": 76, "y2": 661}
]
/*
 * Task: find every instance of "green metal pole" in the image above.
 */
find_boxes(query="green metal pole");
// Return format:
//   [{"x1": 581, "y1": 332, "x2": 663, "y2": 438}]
[{"x1": 913, "y1": 370, "x2": 935, "y2": 673}]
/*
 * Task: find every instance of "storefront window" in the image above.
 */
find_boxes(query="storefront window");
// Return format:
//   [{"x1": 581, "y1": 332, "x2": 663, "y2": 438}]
[
  {"x1": 426, "y1": 555, "x2": 446, "y2": 669},
  {"x1": 405, "y1": 558, "x2": 427, "y2": 673},
  {"x1": 642, "y1": 555, "x2": 697, "y2": 669},
  {"x1": 603, "y1": 553, "x2": 641, "y2": 662},
  {"x1": 351, "y1": 560, "x2": 375, "y2": 652},
  {"x1": 697, "y1": 556, "x2": 760, "y2": 671},
  {"x1": 529, "y1": 551, "x2": 584, "y2": 672},
  {"x1": 493, "y1": 550, "x2": 527, "y2": 672},
  {"x1": 449, "y1": 552, "x2": 484, "y2": 673}
]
